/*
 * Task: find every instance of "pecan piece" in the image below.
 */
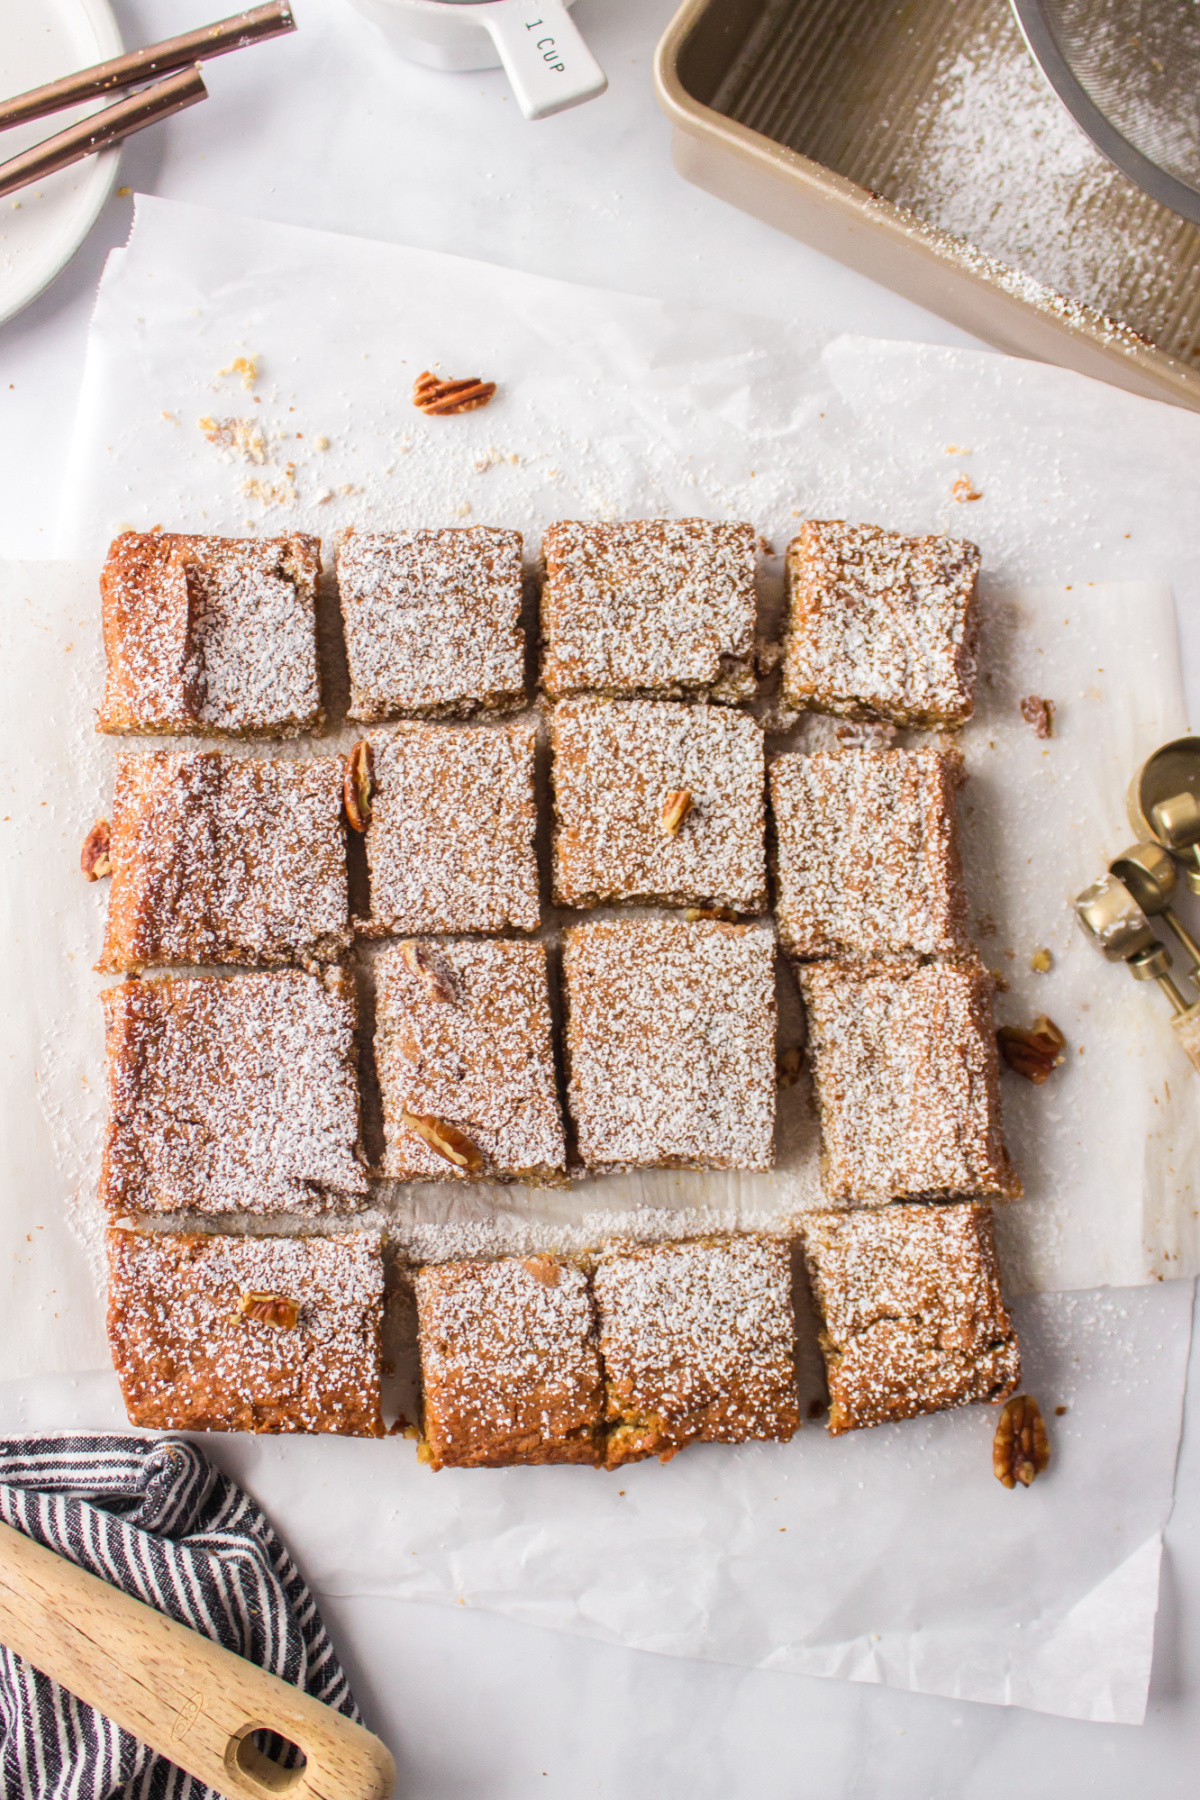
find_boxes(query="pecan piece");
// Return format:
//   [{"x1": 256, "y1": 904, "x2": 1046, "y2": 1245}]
[
  {"x1": 659, "y1": 789, "x2": 693, "y2": 836},
  {"x1": 237, "y1": 1291, "x2": 300, "y2": 1329},
  {"x1": 400, "y1": 1109, "x2": 484, "y2": 1172},
  {"x1": 413, "y1": 370, "x2": 497, "y2": 416},
  {"x1": 997, "y1": 1015, "x2": 1066, "y2": 1084},
  {"x1": 400, "y1": 939, "x2": 455, "y2": 1003},
  {"x1": 993, "y1": 1394, "x2": 1050, "y2": 1488},
  {"x1": 344, "y1": 739, "x2": 374, "y2": 832},
  {"x1": 522, "y1": 1255, "x2": 561, "y2": 1287},
  {"x1": 81, "y1": 819, "x2": 112, "y2": 881},
  {"x1": 1020, "y1": 695, "x2": 1055, "y2": 739}
]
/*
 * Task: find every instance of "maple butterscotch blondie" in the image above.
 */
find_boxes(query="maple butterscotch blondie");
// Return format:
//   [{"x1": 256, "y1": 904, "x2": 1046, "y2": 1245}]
[
  {"x1": 106, "y1": 1227, "x2": 385, "y2": 1435},
  {"x1": 594, "y1": 1235, "x2": 799, "y2": 1467},
  {"x1": 98, "y1": 531, "x2": 322, "y2": 736},
  {"x1": 337, "y1": 526, "x2": 526, "y2": 721},
  {"x1": 562, "y1": 917, "x2": 776, "y2": 1171},
  {"x1": 551, "y1": 697, "x2": 767, "y2": 912},
  {"x1": 770, "y1": 746, "x2": 969, "y2": 959},
  {"x1": 802, "y1": 1201, "x2": 1020, "y2": 1433},
  {"x1": 358, "y1": 718, "x2": 539, "y2": 935},
  {"x1": 780, "y1": 521, "x2": 981, "y2": 727},
  {"x1": 375, "y1": 938, "x2": 566, "y2": 1182},
  {"x1": 414, "y1": 1255, "x2": 604, "y2": 1468},
  {"x1": 798, "y1": 958, "x2": 1021, "y2": 1203},
  {"x1": 540, "y1": 519, "x2": 757, "y2": 702},
  {"x1": 101, "y1": 969, "x2": 369, "y2": 1217},
  {"x1": 98, "y1": 750, "x2": 350, "y2": 972}
]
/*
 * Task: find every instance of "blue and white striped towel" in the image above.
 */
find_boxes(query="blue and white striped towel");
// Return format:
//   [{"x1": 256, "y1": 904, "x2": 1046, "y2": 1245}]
[{"x1": 0, "y1": 1435, "x2": 360, "y2": 1799}]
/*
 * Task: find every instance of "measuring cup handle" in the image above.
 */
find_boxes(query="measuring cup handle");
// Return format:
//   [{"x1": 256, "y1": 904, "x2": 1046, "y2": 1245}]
[{"x1": 480, "y1": 0, "x2": 607, "y2": 120}]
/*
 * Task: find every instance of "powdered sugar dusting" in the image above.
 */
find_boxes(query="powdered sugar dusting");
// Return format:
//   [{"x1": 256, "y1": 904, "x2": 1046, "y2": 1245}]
[
  {"x1": 106, "y1": 1226, "x2": 385, "y2": 1435},
  {"x1": 541, "y1": 520, "x2": 758, "y2": 701},
  {"x1": 102, "y1": 969, "x2": 368, "y2": 1217},
  {"x1": 362, "y1": 718, "x2": 540, "y2": 935},
  {"x1": 799, "y1": 959, "x2": 1021, "y2": 1203},
  {"x1": 376, "y1": 938, "x2": 565, "y2": 1181},
  {"x1": 770, "y1": 745, "x2": 969, "y2": 958},
  {"x1": 415, "y1": 1256, "x2": 602, "y2": 1467},
  {"x1": 781, "y1": 522, "x2": 980, "y2": 726},
  {"x1": 99, "y1": 749, "x2": 351, "y2": 971},
  {"x1": 594, "y1": 1234, "x2": 798, "y2": 1462},
  {"x1": 338, "y1": 526, "x2": 526, "y2": 721},
  {"x1": 803, "y1": 1201, "x2": 1020, "y2": 1433},
  {"x1": 563, "y1": 917, "x2": 777, "y2": 1171},
  {"x1": 99, "y1": 533, "x2": 321, "y2": 736},
  {"x1": 552, "y1": 697, "x2": 766, "y2": 911}
]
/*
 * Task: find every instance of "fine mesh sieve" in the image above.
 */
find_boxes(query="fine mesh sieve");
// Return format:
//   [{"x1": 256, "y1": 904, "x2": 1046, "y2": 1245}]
[{"x1": 1011, "y1": 0, "x2": 1200, "y2": 222}]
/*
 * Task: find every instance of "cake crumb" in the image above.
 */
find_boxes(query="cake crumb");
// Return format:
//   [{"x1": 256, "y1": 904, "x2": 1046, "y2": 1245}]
[
  {"x1": 219, "y1": 354, "x2": 260, "y2": 390},
  {"x1": 199, "y1": 416, "x2": 267, "y2": 465}
]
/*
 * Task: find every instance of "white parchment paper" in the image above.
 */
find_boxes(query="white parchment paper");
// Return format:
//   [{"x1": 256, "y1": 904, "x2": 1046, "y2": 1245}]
[{"x1": 14, "y1": 196, "x2": 1200, "y2": 1720}]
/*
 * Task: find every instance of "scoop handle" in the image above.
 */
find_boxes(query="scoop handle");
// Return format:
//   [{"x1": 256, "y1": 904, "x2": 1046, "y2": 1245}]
[
  {"x1": 480, "y1": 0, "x2": 607, "y2": 120},
  {"x1": 0, "y1": 1518, "x2": 395, "y2": 1800}
]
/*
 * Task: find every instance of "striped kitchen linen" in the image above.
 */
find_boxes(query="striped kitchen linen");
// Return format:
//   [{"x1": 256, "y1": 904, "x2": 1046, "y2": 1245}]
[{"x1": 0, "y1": 1434, "x2": 360, "y2": 1798}]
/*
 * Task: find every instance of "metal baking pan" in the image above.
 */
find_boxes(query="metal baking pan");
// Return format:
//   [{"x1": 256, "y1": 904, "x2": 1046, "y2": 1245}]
[{"x1": 654, "y1": 0, "x2": 1200, "y2": 411}]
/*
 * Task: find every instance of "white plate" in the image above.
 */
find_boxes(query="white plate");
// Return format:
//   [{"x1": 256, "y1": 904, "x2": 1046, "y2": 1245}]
[{"x1": 0, "y1": 0, "x2": 122, "y2": 327}]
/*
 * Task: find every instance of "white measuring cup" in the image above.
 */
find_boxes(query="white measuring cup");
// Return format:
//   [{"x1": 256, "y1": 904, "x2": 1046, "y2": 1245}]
[{"x1": 350, "y1": 0, "x2": 607, "y2": 119}]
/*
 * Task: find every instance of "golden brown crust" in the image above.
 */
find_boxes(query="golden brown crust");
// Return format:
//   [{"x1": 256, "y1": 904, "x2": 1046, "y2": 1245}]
[
  {"x1": 769, "y1": 745, "x2": 970, "y2": 959},
  {"x1": 415, "y1": 1257, "x2": 604, "y2": 1468},
  {"x1": 802, "y1": 1202, "x2": 1020, "y2": 1433},
  {"x1": 100, "y1": 969, "x2": 369, "y2": 1217},
  {"x1": 98, "y1": 532, "x2": 322, "y2": 737},
  {"x1": 550, "y1": 698, "x2": 767, "y2": 912},
  {"x1": 98, "y1": 750, "x2": 351, "y2": 973},
  {"x1": 540, "y1": 519, "x2": 757, "y2": 702},
  {"x1": 106, "y1": 1227, "x2": 385, "y2": 1436},
  {"x1": 594, "y1": 1235, "x2": 799, "y2": 1468},
  {"x1": 375, "y1": 938, "x2": 566, "y2": 1182},
  {"x1": 798, "y1": 958, "x2": 1021, "y2": 1202},
  {"x1": 780, "y1": 521, "x2": 980, "y2": 727}
]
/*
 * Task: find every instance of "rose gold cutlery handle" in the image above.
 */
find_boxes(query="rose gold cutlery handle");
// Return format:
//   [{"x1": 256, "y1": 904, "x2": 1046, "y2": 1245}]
[{"x1": 0, "y1": 67, "x2": 207, "y2": 203}]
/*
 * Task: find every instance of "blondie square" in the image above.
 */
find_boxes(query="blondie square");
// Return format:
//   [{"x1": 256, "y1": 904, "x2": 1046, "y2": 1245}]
[
  {"x1": 376, "y1": 938, "x2": 566, "y2": 1182},
  {"x1": 594, "y1": 1235, "x2": 799, "y2": 1468},
  {"x1": 802, "y1": 1201, "x2": 1020, "y2": 1433},
  {"x1": 359, "y1": 718, "x2": 539, "y2": 935},
  {"x1": 540, "y1": 519, "x2": 757, "y2": 702},
  {"x1": 98, "y1": 750, "x2": 350, "y2": 972},
  {"x1": 798, "y1": 959, "x2": 1021, "y2": 1203},
  {"x1": 551, "y1": 698, "x2": 766, "y2": 912},
  {"x1": 106, "y1": 1227, "x2": 385, "y2": 1436},
  {"x1": 414, "y1": 1256, "x2": 604, "y2": 1468},
  {"x1": 770, "y1": 746, "x2": 969, "y2": 959},
  {"x1": 563, "y1": 917, "x2": 776, "y2": 1171},
  {"x1": 780, "y1": 521, "x2": 980, "y2": 727},
  {"x1": 337, "y1": 526, "x2": 526, "y2": 721},
  {"x1": 98, "y1": 531, "x2": 322, "y2": 736},
  {"x1": 101, "y1": 969, "x2": 369, "y2": 1217}
]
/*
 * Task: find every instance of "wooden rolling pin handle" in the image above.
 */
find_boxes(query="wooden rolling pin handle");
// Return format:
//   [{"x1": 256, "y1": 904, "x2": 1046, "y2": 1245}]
[{"x1": 0, "y1": 1519, "x2": 395, "y2": 1800}]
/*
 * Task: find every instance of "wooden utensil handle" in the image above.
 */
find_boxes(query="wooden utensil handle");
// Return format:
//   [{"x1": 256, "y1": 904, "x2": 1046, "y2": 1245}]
[{"x1": 0, "y1": 1520, "x2": 395, "y2": 1800}]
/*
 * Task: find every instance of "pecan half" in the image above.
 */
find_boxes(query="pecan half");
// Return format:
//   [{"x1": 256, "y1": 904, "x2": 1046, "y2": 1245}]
[
  {"x1": 1020, "y1": 695, "x2": 1055, "y2": 739},
  {"x1": 522, "y1": 1255, "x2": 561, "y2": 1287},
  {"x1": 237, "y1": 1291, "x2": 300, "y2": 1329},
  {"x1": 400, "y1": 939, "x2": 455, "y2": 1003},
  {"x1": 345, "y1": 740, "x2": 374, "y2": 832},
  {"x1": 81, "y1": 819, "x2": 112, "y2": 881},
  {"x1": 993, "y1": 1394, "x2": 1050, "y2": 1488},
  {"x1": 659, "y1": 790, "x2": 693, "y2": 836},
  {"x1": 413, "y1": 370, "x2": 497, "y2": 416},
  {"x1": 997, "y1": 1015, "x2": 1066, "y2": 1084},
  {"x1": 400, "y1": 1109, "x2": 484, "y2": 1172}
]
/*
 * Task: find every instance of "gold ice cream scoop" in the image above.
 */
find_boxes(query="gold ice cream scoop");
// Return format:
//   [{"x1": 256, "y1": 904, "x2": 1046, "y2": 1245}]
[
  {"x1": 1128, "y1": 734, "x2": 1200, "y2": 894},
  {"x1": 1075, "y1": 869, "x2": 1200, "y2": 1070}
]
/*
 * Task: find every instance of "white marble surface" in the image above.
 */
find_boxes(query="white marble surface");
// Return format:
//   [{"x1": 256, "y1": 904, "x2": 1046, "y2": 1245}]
[{"x1": 1, "y1": 0, "x2": 1198, "y2": 1791}]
